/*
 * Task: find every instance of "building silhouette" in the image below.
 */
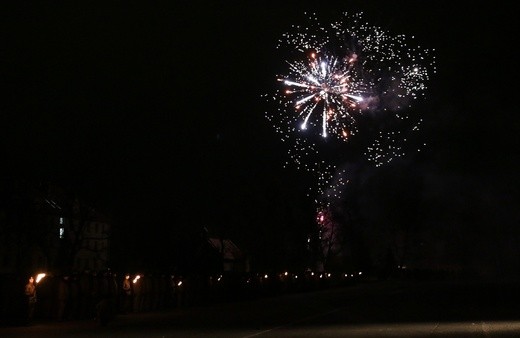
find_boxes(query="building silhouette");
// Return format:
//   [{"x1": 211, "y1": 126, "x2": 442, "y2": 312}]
[{"x1": 0, "y1": 178, "x2": 110, "y2": 275}]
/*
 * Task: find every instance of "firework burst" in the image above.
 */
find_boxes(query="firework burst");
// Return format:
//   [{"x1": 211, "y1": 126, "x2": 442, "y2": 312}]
[
  {"x1": 277, "y1": 51, "x2": 365, "y2": 141},
  {"x1": 268, "y1": 11, "x2": 436, "y2": 144}
]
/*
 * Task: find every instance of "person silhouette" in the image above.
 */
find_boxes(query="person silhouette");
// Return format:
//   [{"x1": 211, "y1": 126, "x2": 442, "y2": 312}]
[{"x1": 24, "y1": 276, "x2": 37, "y2": 324}]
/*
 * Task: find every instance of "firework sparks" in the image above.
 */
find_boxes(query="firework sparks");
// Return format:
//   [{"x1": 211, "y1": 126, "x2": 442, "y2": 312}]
[{"x1": 364, "y1": 117, "x2": 427, "y2": 167}]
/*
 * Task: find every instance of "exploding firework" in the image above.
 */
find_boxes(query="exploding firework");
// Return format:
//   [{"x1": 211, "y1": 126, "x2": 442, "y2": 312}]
[
  {"x1": 268, "y1": 11, "x2": 436, "y2": 144},
  {"x1": 277, "y1": 51, "x2": 365, "y2": 141},
  {"x1": 265, "y1": 11, "x2": 435, "y2": 191}
]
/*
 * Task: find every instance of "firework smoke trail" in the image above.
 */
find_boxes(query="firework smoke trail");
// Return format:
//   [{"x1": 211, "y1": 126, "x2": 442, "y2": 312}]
[{"x1": 264, "y1": 11, "x2": 436, "y2": 228}]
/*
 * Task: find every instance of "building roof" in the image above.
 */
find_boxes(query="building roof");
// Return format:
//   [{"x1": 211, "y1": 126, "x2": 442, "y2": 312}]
[{"x1": 208, "y1": 238, "x2": 242, "y2": 260}]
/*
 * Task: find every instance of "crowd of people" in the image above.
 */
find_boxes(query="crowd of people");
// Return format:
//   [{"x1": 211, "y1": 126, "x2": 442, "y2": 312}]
[
  {"x1": 18, "y1": 269, "x2": 361, "y2": 326},
  {"x1": 22, "y1": 270, "x2": 188, "y2": 325}
]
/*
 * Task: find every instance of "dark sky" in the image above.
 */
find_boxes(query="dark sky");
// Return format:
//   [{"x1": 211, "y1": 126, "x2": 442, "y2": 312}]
[{"x1": 2, "y1": 1, "x2": 518, "y2": 269}]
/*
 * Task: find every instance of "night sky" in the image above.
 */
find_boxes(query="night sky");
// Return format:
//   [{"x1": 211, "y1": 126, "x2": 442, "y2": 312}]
[{"x1": 2, "y1": 1, "x2": 518, "y2": 272}]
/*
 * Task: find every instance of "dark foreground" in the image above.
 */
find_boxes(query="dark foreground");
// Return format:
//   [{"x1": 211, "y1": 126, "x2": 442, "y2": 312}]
[{"x1": 2, "y1": 279, "x2": 520, "y2": 337}]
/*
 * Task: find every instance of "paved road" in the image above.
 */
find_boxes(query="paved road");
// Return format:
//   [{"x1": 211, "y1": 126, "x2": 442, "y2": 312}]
[{"x1": 2, "y1": 279, "x2": 520, "y2": 337}]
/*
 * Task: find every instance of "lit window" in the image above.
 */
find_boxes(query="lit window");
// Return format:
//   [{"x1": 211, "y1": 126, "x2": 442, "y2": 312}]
[{"x1": 59, "y1": 228, "x2": 65, "y2": 239}]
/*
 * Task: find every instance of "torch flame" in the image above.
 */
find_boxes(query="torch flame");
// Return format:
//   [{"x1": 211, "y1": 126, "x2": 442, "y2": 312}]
[{"x1": 36, "y1": 273, "x2": 46, "y2": 284}]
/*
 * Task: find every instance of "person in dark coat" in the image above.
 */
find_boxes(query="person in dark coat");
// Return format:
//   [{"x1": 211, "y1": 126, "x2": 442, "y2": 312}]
[
  {"x1": 121, "y1": 274, "x2": 132, "y2": 314},
  {"x1": 24, "y1": 276, "x2": 37, "y2": 324}
]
